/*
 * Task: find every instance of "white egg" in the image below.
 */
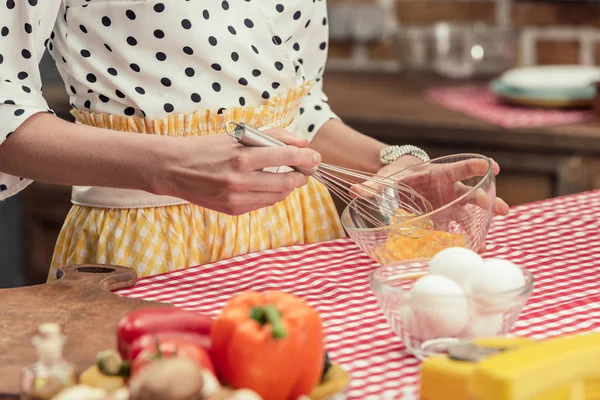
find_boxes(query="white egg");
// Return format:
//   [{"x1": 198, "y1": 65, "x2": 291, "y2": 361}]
[
  {"x1": 463, "y1": 312, "x2": 505, "y2": 337},
  {"x1": 407, "y1": 275, "x2": 470, "y2": 339},
  {"x1": 465, "y1": 258, "x2": 526, "y2": 312},
  {"x1": 429, "y1": 247, "x2": 484, "y2": 289}
]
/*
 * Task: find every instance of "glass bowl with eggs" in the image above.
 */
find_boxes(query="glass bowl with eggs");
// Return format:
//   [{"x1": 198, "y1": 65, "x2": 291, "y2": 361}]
[
  {"x1": 341, "y1": 154, "x2": 496, "y2": 264},
  {"x1": 370, "y1": 247, "x2": 534, "y2": 359}
]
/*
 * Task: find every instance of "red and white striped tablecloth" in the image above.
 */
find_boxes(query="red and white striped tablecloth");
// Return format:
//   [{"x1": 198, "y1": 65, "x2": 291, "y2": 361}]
[{"x1": 116, "y1": 190, "x2": 600, "y2": 400}]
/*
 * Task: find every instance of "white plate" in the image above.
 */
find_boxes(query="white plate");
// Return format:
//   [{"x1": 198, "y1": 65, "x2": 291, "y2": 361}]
[{"x1": 499, "y1": 65, "x2": 600, "y2": 92}]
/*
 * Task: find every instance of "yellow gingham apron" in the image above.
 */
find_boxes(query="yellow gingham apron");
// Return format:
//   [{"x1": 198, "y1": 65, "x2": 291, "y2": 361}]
[{"x1": 48, "y1": 83, "x2": 345, "y2": 280}]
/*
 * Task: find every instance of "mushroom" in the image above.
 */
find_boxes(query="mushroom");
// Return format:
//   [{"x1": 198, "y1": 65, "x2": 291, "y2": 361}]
[
  {"x1": 109, "y1": 388, "x2": 130, "y2": 400},
  {"x1": 199, "y1": 368, "x2": 221, "y2": 398},
  {"x1": 128, "y1": 358, "x2": 205, "y2": 400},
  {"x1": 206, "y1": 388, "x2": 263, "y2": 400},
  {"x1": 229, "y1": 389, "x2": 263, "y2": 400},
  {"x1": 50, "y1": 385, "x2": 108, "y2": 400}
]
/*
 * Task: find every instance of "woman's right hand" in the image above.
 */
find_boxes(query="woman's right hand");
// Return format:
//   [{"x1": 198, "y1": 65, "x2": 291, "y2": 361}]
[
  {"x1": 158, "y1": 128, "x2": 321, "y2": 215},
  {"x1": 0, "y1": 114, "x2": 319, "y2": 216}
]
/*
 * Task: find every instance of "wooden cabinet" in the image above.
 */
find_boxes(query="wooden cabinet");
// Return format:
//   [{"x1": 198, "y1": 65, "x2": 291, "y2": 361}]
[
  {"x1": 16, "y1": 81, "x2": 73, "y2": 286},
  {"x1": 0, "y1": 197, "x2": 24, "y2": 288},
  {"x1": 19, "y1": 182, "x2": 71, "y2": 285}
]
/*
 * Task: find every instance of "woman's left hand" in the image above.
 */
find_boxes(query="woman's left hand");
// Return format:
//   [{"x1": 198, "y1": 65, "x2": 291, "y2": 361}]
[
  {"x1": 354, "y1": 155, "x2": 509, "y2": 216},
  {"x1": 362, "y1": 155, "x2": 509, "y2": 253}
]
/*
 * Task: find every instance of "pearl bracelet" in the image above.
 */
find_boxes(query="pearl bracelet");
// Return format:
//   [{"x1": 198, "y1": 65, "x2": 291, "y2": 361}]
[{"x1": 379, "y1": 145, "x2": 430, "y2": 165}]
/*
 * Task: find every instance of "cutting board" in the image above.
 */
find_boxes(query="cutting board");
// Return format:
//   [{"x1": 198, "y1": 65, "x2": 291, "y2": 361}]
[{"x1": 0, "y1": 264, "x2": 168, "y2": 397}]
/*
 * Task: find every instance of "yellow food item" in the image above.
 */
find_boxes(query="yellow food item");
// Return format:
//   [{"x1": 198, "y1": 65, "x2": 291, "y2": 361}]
[
  {"x1": 79, "y1": 365, "x2": 126, "y2": 393},
  {"x1": 470, "y1": 333, "x2": 600, "y2": 400},
  {"x1": 421, "y1": 337, "x2": 537, "y2": 400},
  {"x1": 421, "y1": 333, "x2": 600, "y2": 400},
  {"x1": 309, "y1": 363, "x2": 351, "y2": 400},
  {"x1": 379, "y1": 210, "x2": 468, "y2": 262}
]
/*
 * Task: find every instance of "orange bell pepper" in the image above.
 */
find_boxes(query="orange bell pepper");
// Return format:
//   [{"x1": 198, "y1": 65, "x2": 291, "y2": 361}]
[{"x1": 211, "y1": 291, "x2": 324, "y2": 400}]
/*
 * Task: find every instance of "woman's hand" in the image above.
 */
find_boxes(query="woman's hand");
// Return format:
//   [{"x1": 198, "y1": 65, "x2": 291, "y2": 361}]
[
  {"x1": 372, "y1": 155, "x2": 510, "y2": 216},
  {"x1": 352, "y1": 155, "x2": 509, "y2": 253},
  {"x1": 158, "y1": 128, "x2": 320, "y2": 215},
  {"x1": 0, "y1": 114, "x2": 317, "y2": 216}
]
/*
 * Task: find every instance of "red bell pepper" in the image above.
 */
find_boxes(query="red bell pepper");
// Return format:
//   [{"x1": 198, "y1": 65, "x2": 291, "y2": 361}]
[
  {"x1": 117, "y1": 307, "x2": 212, "y2": 360},
  {"x1": 131, "y1": 337, "x2": 216, "y2": 378},
  {"x1": 129, "y1": 332, "x2": 211, "y2": 362},
  {"x1": 211, "y1": 291, "x2": 324, "y2": 400}
]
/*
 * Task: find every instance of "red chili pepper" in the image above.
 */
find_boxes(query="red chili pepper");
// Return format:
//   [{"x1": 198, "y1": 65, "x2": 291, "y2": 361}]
[
  {"x1": 117, "y1": 307, "x2": 212, "y2": 360},
  {"x1": 131, "y1": 338, "x2": 216, "y2": 378},
  {"x1": 129, "y1": 332, "x2": 212, "y2": 362}
]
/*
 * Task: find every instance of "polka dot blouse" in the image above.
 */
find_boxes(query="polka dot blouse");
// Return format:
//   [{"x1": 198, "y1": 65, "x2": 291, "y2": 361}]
[{"x1": 0, "y1": 0, "x2": 337, "y2": 200}]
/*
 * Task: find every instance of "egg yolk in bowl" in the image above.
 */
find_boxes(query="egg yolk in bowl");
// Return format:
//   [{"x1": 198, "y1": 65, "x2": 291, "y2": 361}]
[{"x1": 375, "y1": 210, "x2": 468, "y2": 263}]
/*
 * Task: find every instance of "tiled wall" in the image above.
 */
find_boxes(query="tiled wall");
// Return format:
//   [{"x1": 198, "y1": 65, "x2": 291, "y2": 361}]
[{"x1": 327, "y1": 0, "x2": 600, "y2": 71}]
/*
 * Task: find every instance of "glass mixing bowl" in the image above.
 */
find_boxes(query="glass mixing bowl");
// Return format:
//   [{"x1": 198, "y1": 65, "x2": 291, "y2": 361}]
[
  {"x1": 370, "y1": 260, "x2": 534, "y2": 359},
  {"x1": 341, "y1": 154, "x2": 496, "y2": 264}
]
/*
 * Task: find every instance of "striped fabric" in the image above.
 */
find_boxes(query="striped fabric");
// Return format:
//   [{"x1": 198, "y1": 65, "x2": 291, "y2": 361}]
[{"x1": 116, "y1": 190, "x2": 600, "y2": 399}]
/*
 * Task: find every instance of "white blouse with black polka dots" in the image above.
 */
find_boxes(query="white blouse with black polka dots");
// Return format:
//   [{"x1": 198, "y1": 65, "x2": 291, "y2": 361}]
[{"x1": 0, "y1": 0, "x2": 336, "y2": 200}]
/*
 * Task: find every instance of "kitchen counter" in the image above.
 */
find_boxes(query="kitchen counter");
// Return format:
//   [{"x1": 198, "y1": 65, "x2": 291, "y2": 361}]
[
  {"x1": 323, "y1": 71, "x2": 600, "y2": 153},
  {"x1": 323, "y1": 71, "x2": 600, "y2": 206}
]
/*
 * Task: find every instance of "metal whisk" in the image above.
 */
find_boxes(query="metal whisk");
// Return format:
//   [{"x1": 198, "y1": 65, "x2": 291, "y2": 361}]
[{"x1": 225, "y1": 122, "x2": 433, "y2": 233}]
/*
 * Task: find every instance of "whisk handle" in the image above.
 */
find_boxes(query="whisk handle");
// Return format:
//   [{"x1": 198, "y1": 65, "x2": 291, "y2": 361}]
[{"x1": 226, "y1": 122, "x2": 318, "y2": 176}]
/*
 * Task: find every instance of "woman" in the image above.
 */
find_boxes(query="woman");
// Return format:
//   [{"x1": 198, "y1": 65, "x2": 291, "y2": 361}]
[{"x1": 0, "y1": 1, "x2": 509, "y2": 280}]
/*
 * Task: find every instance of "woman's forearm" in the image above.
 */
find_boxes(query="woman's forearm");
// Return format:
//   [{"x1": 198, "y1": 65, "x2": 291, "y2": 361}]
[
  {"x1": 309, "y1": 119, "x2": 423, "y2": 175},
  {"x1": 309, "y1": 119, "x2": 387, "y2": 174},
  {"x1": 0, "y1": 112, "x2": 169, "y2": 194},
  {"x1": 0, "y1": 112, "x2": 322, "y2": 215}
]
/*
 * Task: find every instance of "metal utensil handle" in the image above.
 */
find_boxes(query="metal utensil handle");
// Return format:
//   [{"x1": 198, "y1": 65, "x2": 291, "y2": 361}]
[{"x1": 226, "y1": 122, "x2": 317, "y2": 176}]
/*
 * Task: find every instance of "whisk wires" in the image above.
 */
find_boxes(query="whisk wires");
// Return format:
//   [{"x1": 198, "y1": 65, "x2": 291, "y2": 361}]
[
  {"x1": 225, "y1": 121, "x2": 435, "y2": 236},
  {"x1": 312, "y1": 164, "x2": 434, "y2": 236}
]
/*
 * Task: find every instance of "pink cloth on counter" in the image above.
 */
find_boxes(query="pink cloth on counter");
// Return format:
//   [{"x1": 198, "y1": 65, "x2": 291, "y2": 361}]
[{"x1": 426, "y1": 85, "x2": 594, "y2": 128}]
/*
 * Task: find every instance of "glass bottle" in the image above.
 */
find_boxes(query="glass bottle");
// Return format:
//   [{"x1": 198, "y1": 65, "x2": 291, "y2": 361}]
[{"x1": 20, "y1": 323, "x2": 77, "y2": 400}]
